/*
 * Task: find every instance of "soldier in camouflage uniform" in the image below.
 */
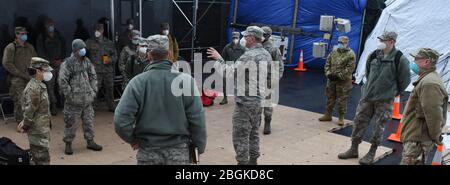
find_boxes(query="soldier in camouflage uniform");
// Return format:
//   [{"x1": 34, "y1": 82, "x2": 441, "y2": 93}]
[
  {"x1": 219, "y1": 31, "x2": 245, "y2": 105},
  {"x1": 123, "y1": 37, "x2": 150, "y2": 88},
  {"x1": 2, "y1": 27, "x2": 37, "y2": 122},
  {"x1": 261, "y1": 26, "x2": 284, "y2": 135},
  {"x1": 58, "y1": 39, "x2": 103, "y2": 155},
  {"x1": 36, "y1": 18, "x2": 67, "y2": 116},
  {"x1": 400, "y1": 48, "x2": 447, "y2": 165},
  {"x1": 338, "y1": 31, "x2": 411, "y2": 164},
  {"x1": 208, "y1": 26, "x2": 272, "y2": 165},
  {"x1": 118, "y1": 30, "x2": 140, "y2": 90},
  {"x1": 86, "y1": 23, "x2": 117, "y2": 112},
  {"x1": 17, "y1": 57, "x2": 53, "y2": 165},
  {"x1": 115, "y1": 35, "x2": 206, "y2": 165},
  {"x1": 318, "y1": 36, "x2": 355, "y2": 126}
]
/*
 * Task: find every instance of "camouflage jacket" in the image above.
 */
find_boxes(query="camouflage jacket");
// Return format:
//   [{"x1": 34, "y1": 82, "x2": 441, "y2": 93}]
[
  {"x1": 215, "y1": 43, "x2": 272, "y2": 106},
  {"x1": 325, "y1": 47, "x2": 356, "y2": 81},
  {"x1": 22, "y1": 78, "x2": 51, "y2": 136},
  {"x1": 58, "y1": 55, "x2": 98, "y2": 106},
  {"x1": 2, "y1": 41, "x2": 37, "y2": 81},
  {"x1": 119, "y1": 45, "x2": 136, "y2": 77},
  {"x1": 125, "y1": 55, "x2": 149, "y2": 82},
  {"x1": 221, "y1": 42, "x2": 245, "y2": 62},
  {"x1": 36, "y1": 32, "x2": 67, "y2": 65},
  {"x1": 263, "y1": 39, "x2": 284, "y2": 78},
  {"x1": 86, "y1": 37, "x2": 117, "y2": 74}
]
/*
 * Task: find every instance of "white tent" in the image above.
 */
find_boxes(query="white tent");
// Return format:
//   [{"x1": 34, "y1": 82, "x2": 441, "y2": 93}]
[{"x1": 354, "y1": 0, "x2": 450, "y2": 93}]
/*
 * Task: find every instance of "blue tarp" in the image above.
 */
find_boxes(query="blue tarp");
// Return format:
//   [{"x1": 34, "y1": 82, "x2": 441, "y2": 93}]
[{"x1": 228, "y1": 0, "x2": 367, "y2": 69}]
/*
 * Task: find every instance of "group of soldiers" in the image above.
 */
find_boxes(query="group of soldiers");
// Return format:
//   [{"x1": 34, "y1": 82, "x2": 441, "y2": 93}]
[
  {"x1": 321, "y1": 31, "x2": 447, "y2": 165},
  {"x1": 2, "y1": 17, "x2": 179, "y2": 164},
  {"x1": 2, "y1": 17, "x2": 446, "y2": 165}
]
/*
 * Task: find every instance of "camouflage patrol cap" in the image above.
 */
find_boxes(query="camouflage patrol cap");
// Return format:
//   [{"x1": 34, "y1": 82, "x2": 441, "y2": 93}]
[
  {"x1": 232, "y1": 31, "x2": 240, "y2": 38},
  {"x1": 147, "y1": 34, "x2": 169, "y2": 51},
  {"x1": 338, "y1": 36, "x2": 349, "y2": 43},
  {"x1": 30, "y1": 57, "x2": 53, "y2": 71},
  {"x1": 261, "y1": 26, "x2": 272, "y2": 36},
  {"x1": 410, "y1": 48, "x2": 441, "y2": 63},
  {"x1": 137, "y1": 37, "x2": 149, "y2": 47},
  {"x1": 378, "y1": 31, "x2": 397, "y2": 41},
  {"x1": 131, "y1": 30, "x2": 141, "y2": 37},
  {"x1": 241, "y1": 26, "x2": 264, "y2": 39},
  {"x1": 15, "y1": 27, "x2": 27, "y2": 33},
  {"x1": 72, "y1": 39, "x2": 86, "y2": 51}
]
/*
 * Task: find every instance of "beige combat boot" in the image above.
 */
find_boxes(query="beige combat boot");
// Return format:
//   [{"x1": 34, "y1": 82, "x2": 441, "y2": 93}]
[
  {"x1": 337, "y1": 115, "x2": 345, "y2": 126},
  {"x1": 318, "y1": 113, "x2": 332, "y2": 121}
]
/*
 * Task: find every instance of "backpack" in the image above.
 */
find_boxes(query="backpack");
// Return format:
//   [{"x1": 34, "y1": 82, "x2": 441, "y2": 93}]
[{"x1": 0, "y1": 137, "x2": 31, "y2": 165}]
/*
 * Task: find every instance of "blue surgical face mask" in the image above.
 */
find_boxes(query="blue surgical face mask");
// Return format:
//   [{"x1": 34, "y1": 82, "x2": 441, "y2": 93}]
[
  {"x1": 48, "y1": 26, "x2": 55, "y2": 33},
  {"x1": 338, "y1": 43, "x2": 344, "y2": 49},
  {"x1": 79, "y1": 48, "x2": 87, "y2": 57},
  {"x1": 410, "y1": 62, "x2": 420, "y2": 75},
  {"x1": 20, "y1": 34, "x2": 28, "y2": 42}
]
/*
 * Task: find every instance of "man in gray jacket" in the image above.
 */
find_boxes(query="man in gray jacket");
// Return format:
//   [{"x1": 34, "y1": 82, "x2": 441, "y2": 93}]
[
  {"x1": 338, "y1": 31, "x2": 411, "y2": 164},
  {"x1": 114, "y1": 35, "x2": 206, "y2": 165}
]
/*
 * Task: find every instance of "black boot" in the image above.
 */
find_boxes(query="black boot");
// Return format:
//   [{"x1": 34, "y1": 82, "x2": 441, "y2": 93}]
[
  {"x1": 263, "y1": 118, "x2": 271, "y2": 135},
  {"x1": 65, "y1": 142, "x2": 73, "y2": 155},
  {"x1": 219, "y1": 97, "x2": 228, "y2": 105},
  {"x1": 248, "y1": 157, "x2": 258, "y2": 165},
  {"x1": 87, "y1": 140, "x2": 103, "y2": 151}
]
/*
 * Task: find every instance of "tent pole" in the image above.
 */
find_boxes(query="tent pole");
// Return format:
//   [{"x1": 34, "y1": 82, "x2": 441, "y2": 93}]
[
  {"x1": 111, "y1": 0, "x2": 115, "y2": 42},
  {"x1": 232, "y1": 0, "x2": 239, "y2": 32},
  {"x1": 139, "y1": 0, "x2": 143, "y2": 34},
  {"x1": 358, "y1": 8, "x2": 367, "y2": 58},
  {"x1": 191, "y1": 0, "x2": 199, "y2": 62},
  {"x1": 288, "y1": 0, "x2": 299, "y2": 64}
]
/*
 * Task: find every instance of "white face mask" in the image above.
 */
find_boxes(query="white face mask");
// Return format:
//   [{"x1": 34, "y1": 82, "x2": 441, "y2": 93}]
[
  {"x1": 162, "y1": 30, "x2": 169, "y2": 36},
  {"x1": 139, "y1": 47, "x2": 148, "y2": 54},
  {"x1": 240, "y1": 38, "x2": 246, "y2": 48},
  {"x1": 95, "y1": 31, "x2": 102, "y2": 38},
  {"x1": 233, "y1": 39, "x2": 239, "y2": 45},
  {"x1": 128, "y1": 24, "x2": 134, "y2": 30},
  {"x1": 261, "y1": 37, "x2": 265, "y2": 42},
  {"x1": 377, "y1": 42, "x2": 387, "y2": 50},
  {"x1": 43, "y1": 71, "x2": 53, "y2": 82}
]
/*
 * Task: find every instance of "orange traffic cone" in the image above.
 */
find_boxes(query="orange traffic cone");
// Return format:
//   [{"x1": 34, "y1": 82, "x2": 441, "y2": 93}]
[
  {"x1": 392, "y1": 95, "x2": 402, "y2": 120},
  {"x1": 294, "y1": 50, "x2": 307, "y2": 71},
  {"x1": 431, "y1": 145, "x2": 443, "y2": 165},
  {"x1": 388, "y1": 121, "x2": 403, "y2": 143}
]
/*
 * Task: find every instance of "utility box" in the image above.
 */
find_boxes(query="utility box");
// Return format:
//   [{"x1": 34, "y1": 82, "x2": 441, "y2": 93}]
[
  {"x1": 319, "y1": 15, "x2": 334, "y2": 32},
  {"x1": 313, "y1": 42, "x2": 328, "y2": 58},
  {"x1": 336, "y1": 18, "x2": 351, "y2": 33}
]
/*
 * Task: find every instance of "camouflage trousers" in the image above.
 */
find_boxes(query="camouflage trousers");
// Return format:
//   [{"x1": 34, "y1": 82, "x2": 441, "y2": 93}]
[
  {"x1": 62, "y1": 104, "x2": 95, "y2": 143},
  {"x1": 232, "y1": 102, "x2": 262, "y2": 163},
  {"x1": 351, "y1": 98, "x2": 393, "y2": 146},
  {"x1": 96, "y1": 73, "x2": 115, "y2": 109},
  {"x1": 400, "y1": 141, "x2": 434, "y2": 165},
  {"x1": 136, "y1": 143, "x2": 189, "y2": 165},
  {"x1": 9, "y1": 77, "x2": 28, "y2": 121},
  {"x1": 29, "y1": 144, "x2": 50, "y2": 165},
  {"x1": 325, "y1": 80, "x2": 352, "y2": 116}
]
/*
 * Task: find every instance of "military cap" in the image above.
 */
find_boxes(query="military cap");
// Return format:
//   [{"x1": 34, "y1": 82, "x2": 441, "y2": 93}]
[
  {"x1": 232, "y1": 31, "x2": 240, "y2": 38},
  {"x1": 147, "y1": 34, "x2": 169, "y2": 51},
  {"x1": 161, "y1": 23, "x2": 170, "y2": 30},
  {"x1": 261, "y1": 26, "x2": 272, "y2": 36},
  {"x1": 131, "y1": 30, "x2": 141, "y2": 37},
  {"x1": 72, "y1": 39, "x2": 86, "y2": 51},
  {"x1": 241, "y1": 26, "x2": 264, "y2": 39},
  {"x1": 30, "y1": 57, "x2": 53, "y2": 71},
  {"x1": 15, "y1": 27, "x2": 27, "y2": 34},
  {"x1": 338, "y1": 36, "x2": 349, "y2": 43},
  {"x1": 410, "y1": 48, "x2": 441, "y2": 63},
  {"x1": 378, "y1": 31, "x2": 398, "y2": 41}
]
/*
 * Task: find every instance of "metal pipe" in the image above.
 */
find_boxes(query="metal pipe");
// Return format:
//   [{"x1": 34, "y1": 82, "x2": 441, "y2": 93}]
[
  {"x1": 358, "y1": 8, "x2": 367, "y2": 58},
  {"x1": 191, "y1": 0, "x2": 199, "y2": 62},
  {"x1": 172, "y1": 0, "x2": 194, "y2": 27},
  {"x1": 288, "y1": 0, "x2": 299, "y2": 64},
  {"x1": 111, "y1": 0, "x2": 115, "y2": 42},
  {"x1": 174, "y1": 0, "x2": 230, "y2": 4},
  {"x1": 232, "y1": 0, "x2": 239, "y2": 32},
  {"x1": 139, "y1": 0, "x2": 143, "y2": 34}
]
